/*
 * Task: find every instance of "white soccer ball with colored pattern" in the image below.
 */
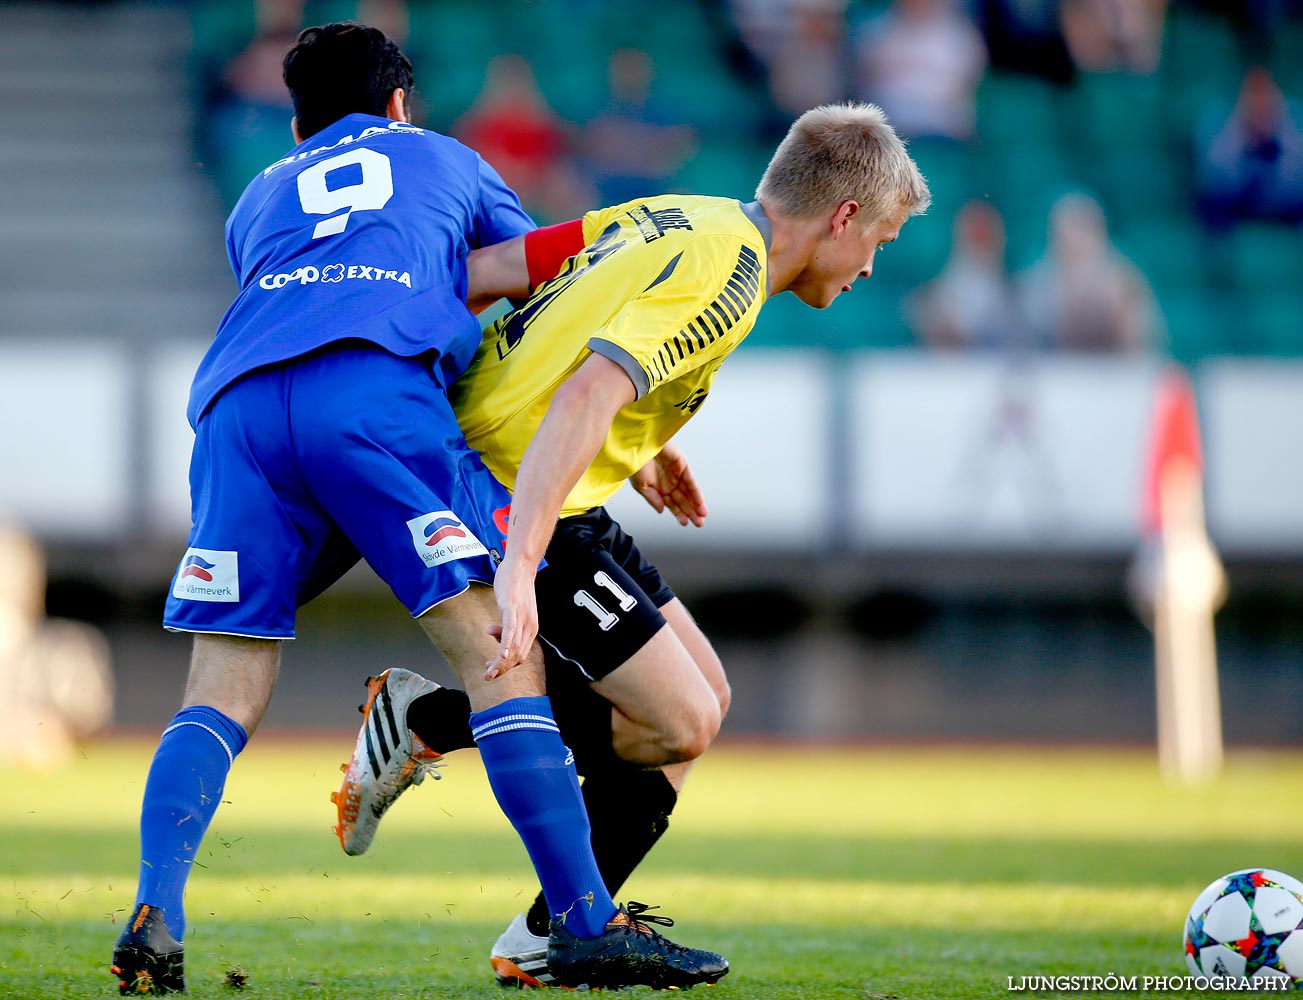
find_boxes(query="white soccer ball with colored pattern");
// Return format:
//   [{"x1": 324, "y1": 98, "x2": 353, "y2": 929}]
[{"x1": 1184, "y1": 868, "x2": 1303, "y2": 986}]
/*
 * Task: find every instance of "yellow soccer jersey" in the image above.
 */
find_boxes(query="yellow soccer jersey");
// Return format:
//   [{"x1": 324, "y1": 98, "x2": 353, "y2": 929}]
[{"x1": 452, "y1": 194, "x2": 769, "y2": 517}]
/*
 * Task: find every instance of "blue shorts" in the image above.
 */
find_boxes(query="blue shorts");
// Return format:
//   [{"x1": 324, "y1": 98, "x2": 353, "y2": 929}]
[{"x1": 163, "y1": 341, "x2": 512, "y2": 639}]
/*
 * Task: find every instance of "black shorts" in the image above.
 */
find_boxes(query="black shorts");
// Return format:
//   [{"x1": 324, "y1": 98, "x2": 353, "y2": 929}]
[{"x1": 535, "y1": 506, "x2": 675, "y2": 682}]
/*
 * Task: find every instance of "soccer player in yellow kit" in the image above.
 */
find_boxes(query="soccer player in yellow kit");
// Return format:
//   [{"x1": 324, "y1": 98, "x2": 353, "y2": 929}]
[
  {"x1": 335, "y1": 102, "x2": 930, "y2": 987},
  {"x1": 469, "y1": 103, "x2": 928, "y2": 766}
]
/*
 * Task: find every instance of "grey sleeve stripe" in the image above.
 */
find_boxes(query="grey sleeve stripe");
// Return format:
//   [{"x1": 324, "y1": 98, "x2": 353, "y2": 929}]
[{"x1": 588, "y1": 338, "x2": 650, "y2": 399}]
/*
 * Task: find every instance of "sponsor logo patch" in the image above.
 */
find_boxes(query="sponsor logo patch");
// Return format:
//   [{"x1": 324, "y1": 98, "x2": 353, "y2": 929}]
[
  {"x1": 258, "y1": 263, "x2": 412, "y2": 290},
  {"x1": 172, "y1": 548, "x2": 240, "y2": 602},
  {"x1": 406, "y1": 511, "x2": 489, "y2": 568}
]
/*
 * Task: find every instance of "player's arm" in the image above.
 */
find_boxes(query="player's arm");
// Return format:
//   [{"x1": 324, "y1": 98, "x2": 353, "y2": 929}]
[
  {"x1": 485, "y1": 353, "x2": 635, "y2": 678},
  {"x1": 466, "y1": 219, "x2": 586, "y2": 313},
  {"x1": 631, "y1": 441, "x2": 708, "y2": 527},
  {"x1": 486, "y1": 234, "x2": 745, "y2": 672}
]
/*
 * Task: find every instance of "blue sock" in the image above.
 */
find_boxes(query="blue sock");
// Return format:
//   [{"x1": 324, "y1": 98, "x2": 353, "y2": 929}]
[
  {"x1": 472, "y1": 697, "x2": 616, "y2": 938},
  {"x1": 134, "y1": 706, "x2": 248, "y2": 940}
]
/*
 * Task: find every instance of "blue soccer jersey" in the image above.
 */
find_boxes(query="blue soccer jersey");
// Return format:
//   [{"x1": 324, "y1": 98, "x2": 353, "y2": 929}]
[{"x1": 187, "y1": 114, "x2": 534, "y2": 426}]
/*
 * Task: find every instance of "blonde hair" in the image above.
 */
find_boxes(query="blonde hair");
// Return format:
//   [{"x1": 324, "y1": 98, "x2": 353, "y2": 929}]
[{"x1": 756, "y1": 103, "x2": 931, "y2": 224}]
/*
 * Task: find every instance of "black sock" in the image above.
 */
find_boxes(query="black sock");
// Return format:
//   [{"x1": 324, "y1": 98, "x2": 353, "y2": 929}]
[
  {"x1": 404, "y1": 687, "x2": 475, "y2": 755},
  {"x1": 524, "y1": 766, "x2": 678, "y2": 937},
  {"x1": 546, "y1": 651, "x2": 620, "y2": 773}
]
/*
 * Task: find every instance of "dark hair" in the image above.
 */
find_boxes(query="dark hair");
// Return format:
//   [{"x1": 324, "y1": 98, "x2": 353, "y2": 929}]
[{"x1": 283, "y1": 22, "x2": 414, "y2": 140}]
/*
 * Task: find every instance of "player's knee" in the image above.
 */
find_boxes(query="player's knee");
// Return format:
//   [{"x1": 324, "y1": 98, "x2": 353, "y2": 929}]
[
  {"x1": 660, "y1": 698, "x2": 721, "y2": 764},
  {"x1": 694, "y1": 648, "x2": 731, "y2": 721},
  {"x1": 713, "y1": 673, "x2": 733, "y2": 720},
  {"x1": 700, "y1": 652, "x2": 731, "y2": 719},
  {"x1": 682, "y1": 713, "x2": 720, "y2": 762}
]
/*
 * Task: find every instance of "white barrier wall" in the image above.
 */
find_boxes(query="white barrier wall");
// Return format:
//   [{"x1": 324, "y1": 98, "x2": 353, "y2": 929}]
[
  {"x1": 1200, "y1": 359, "x2": 1303, "y2": 552},
  {"x1": 0, "y1": 342, "x2": 133, "y2": 537},
  {"x1": 849, "y1": 355, "x2": 1160, "y2": 550},
  {"x1": 6, "y1": 342, "x2": 1303, "y2": 556},
  {"x1": 144, "y1": 342, "x2": 208, "y2": 533},
  {"x1": 605, "y1": 350, "x2": 831, "y2": 549}
]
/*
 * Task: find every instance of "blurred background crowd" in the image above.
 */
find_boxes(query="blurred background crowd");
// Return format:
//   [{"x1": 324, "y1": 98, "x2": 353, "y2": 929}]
[{"x1": 197, "y1": 0, "x2": 1303, "y2": 359}]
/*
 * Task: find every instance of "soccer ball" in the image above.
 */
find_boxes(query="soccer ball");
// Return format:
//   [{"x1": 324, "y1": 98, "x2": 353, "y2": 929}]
[{"x1": 1184, "y1": 868, "x2": 1303, "y2": 985}]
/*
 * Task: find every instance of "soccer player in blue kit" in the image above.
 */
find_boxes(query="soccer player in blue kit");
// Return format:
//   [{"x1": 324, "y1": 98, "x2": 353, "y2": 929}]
[{"x1": 110, "y1": 23, "x2": 725, "y2": 995}]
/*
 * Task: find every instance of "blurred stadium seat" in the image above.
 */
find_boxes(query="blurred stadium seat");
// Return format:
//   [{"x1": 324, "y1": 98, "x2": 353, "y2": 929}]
[{"x1": 1228, "y1": 224, "x2": 1303, "y2": 294}]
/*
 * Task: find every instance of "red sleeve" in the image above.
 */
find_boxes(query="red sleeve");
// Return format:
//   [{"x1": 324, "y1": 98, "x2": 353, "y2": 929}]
[{"x1": 525, "y1": 219, "x2": 586, "y2": 289}]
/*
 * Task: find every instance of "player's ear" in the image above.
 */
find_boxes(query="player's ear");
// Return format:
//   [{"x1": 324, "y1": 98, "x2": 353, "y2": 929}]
[
  {"x1": 831, "y1": 200, "x2": 860, "y2": 237},
  {"x1": 386, "y1": 88, "x2": 409, "y2": 123},
  {"x1": 291, "y1": 116, "x2": 303, "y2": 145}
]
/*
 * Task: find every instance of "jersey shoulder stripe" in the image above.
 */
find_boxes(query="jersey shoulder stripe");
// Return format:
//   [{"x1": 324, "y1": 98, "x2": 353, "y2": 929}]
[{"x1": 644, "y1": 243, "x2": 762, "y2": 391}]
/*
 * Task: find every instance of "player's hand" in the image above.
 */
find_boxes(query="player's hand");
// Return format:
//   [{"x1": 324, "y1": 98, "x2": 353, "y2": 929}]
[
  {"x1": 630, "y1": 441, "x2": 708, "y2": 527},
  {"x1": 485, "y1": 553, "x2": 539, "y2": 680}
]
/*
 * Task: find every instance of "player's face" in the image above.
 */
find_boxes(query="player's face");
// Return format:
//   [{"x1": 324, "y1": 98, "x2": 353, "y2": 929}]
[{"x1": 793, "y1": 207, "x2": 907, "y2": 309}]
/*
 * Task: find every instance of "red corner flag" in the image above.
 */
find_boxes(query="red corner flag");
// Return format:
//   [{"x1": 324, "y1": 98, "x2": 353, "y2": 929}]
[
  {"x1": 1135, "y1": 363, "x2": 1225, "y2": 783},
  {"x1": 1141, "y1": 365, "x2": 1204, "y2": 537}
]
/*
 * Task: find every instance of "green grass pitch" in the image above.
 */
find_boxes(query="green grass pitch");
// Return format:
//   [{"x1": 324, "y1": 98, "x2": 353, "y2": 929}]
[{"x1": 4, "y1": 740, "x2": 1303, "y2": 998}]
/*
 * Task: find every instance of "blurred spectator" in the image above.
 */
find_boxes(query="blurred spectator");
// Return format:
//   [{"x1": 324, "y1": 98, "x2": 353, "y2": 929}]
[
  {"x1": 581, "y1": 49, "x2": 697, "y2": 206},
  {"x1": 910, "y1": 200, "x2": 1022, "y2": 350},
  {"x1": 0, "y1": 523, "x2": 113, "y2": 768},
  {"x1": 1195, "y1": 66, "x2": 1303, "y2": 230},
  {"x1": 724, "y1": 0, "x2": 851, "y2": 136},
  {"x1": 220, "y1": 29, "x2": 298, "y2": 110},
  {"x1": 453, "y1": 54, "x2": 592, "y2": 223},
  {"x1": 725, "y1": 0, "x2": 806, "y2": 75},
  {"x1": 971, "y1": 0, "x2": 1076, "y2": 86},
  {"x1": 1061, "y1": 0, "x2": 1167, "y2": 74},
  {"x1": 852, "y1": 0, "x2": 988, "y2": 142},
  {"x1": 355, "y1": 0, "x2": 409, "y2": 45},
  {"x1": 766, "y1": 1, "x2": 852, "y2": 119},
  {"x1": 1016, "y1": 193, "x2": 1161, "y2": 353},
  {"x1": 202, "y1": 2, "x2": 302, "y2": 205},
  {"x1": 215, "y1": 2, "x2": 408, "y2": 110}
]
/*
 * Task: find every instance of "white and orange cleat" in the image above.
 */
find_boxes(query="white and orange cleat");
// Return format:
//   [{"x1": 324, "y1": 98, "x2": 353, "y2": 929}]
[
  {"x1": 490, "y1": 913, "x2": 556, "y2": 988},
  {"x1": 331, "y1": 668, "x2": 444, "y2": 856}
]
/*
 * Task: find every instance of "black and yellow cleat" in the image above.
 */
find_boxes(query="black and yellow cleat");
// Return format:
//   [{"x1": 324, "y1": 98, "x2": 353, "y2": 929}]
[
  {"x1": 111, "y1": 903, "x2": 185, "y2": 995},
  {"x1": 548, "y1": 902, "x2": 728, "y2": 991}
]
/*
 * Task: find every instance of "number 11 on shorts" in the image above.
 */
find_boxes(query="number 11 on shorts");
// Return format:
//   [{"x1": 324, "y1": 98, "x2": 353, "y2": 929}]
[{"x1": 573, "y1": 571, "x2": 638, "y2": 631}]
